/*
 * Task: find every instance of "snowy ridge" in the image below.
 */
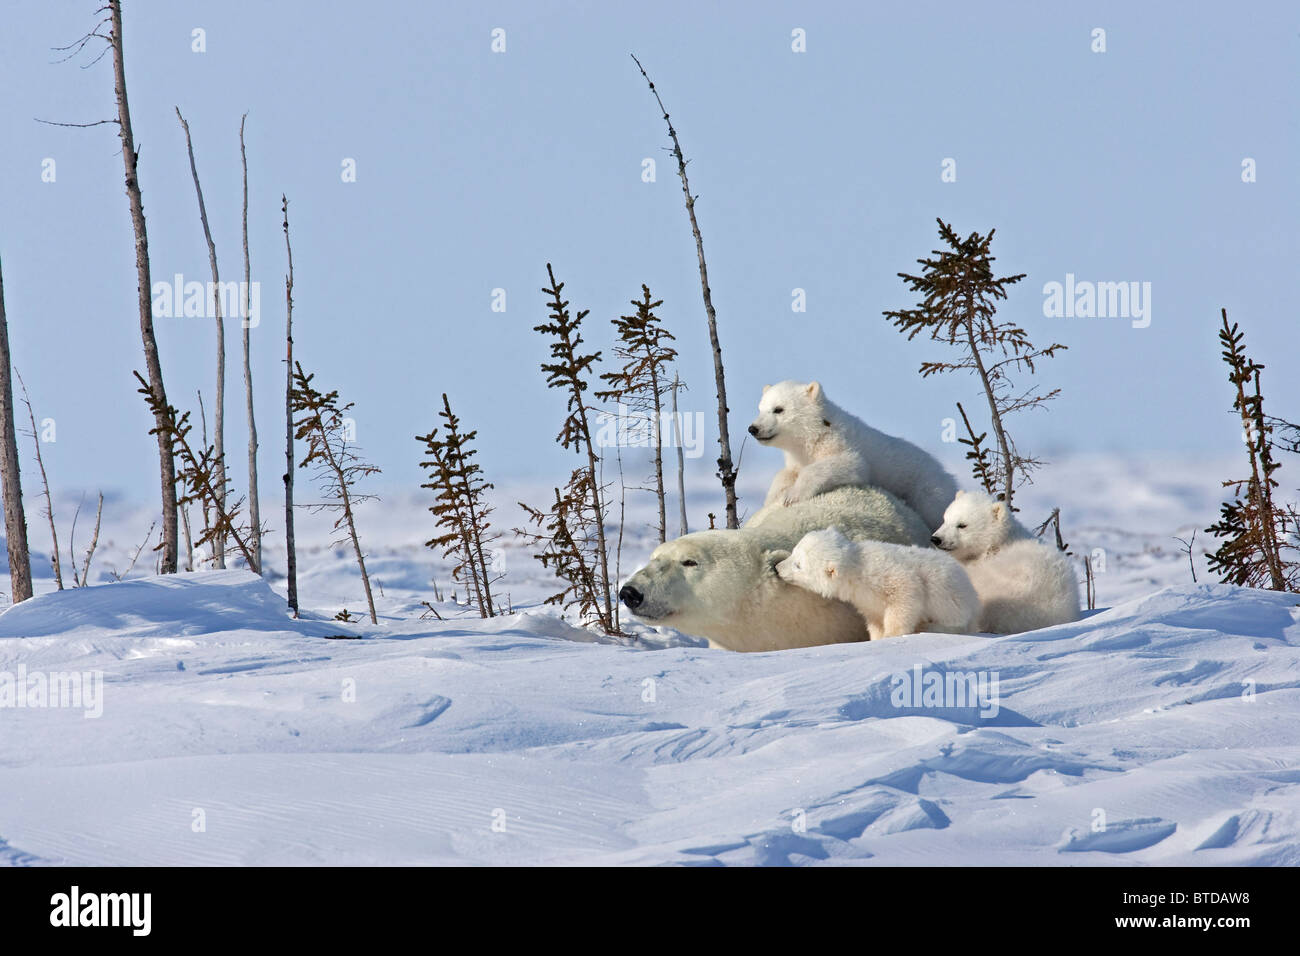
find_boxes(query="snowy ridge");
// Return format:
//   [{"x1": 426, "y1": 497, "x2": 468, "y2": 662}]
[{"x1": 0, "y1": 570, "x2": 1297, "y2": 865}]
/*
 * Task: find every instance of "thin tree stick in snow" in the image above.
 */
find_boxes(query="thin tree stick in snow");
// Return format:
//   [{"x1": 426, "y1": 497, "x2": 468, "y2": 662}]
[
  {"x1": 630, "y1": 54, "x2": 739, "y2": 529},
  {"x1": 79, "y1": 492, "x2": 103, "y2": 586},
  {"x1": 175, "y1": 107, "x2": 228, "y2": 568},
  {"x1": 113, "y1": 517, "x2": 156, "y2": 582},
  {"x1": 614, "y1": 443, "x2": 629, "y2": 638},
  {"x1": 282, "y1": 196, "x2": 299, "y2": 616},
  {"x1": 68, "y1": 493, "x2": 82, "y2": 587},
  {"x1": 109, "y1": 0, "x2": 178, "y2": 573},
  {"x1": 1174, "y1": 530, "x2": 1198, "y2": 585},
  {"x1": 671, "y1": 372, "x2": 688, "y2": 536},
  {"x1": 181, "y1": 502, "x2": 194, "y2": 571},
  {"x1": 196, "y1": 388, "x2": 211, "y2": 546},
  {"x1": 14, "y1": 369, "x2": 60, "y2": 589},
  {"x1": 240, "y1": 114, "x2": 262, "y2": 574},
  {"x1": 0, "y1": 260, "x2": 33, "y2": 602}
]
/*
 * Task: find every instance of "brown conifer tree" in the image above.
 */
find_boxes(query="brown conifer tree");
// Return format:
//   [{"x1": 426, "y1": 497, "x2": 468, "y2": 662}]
[
  {"x1": 884, "y1": 219, "x2": 1065, "y2": 509},
  {"x1": 596, "y1": 284, "x2": 678, "y2": 543},
  {"x1": 417, "y1": 393, "x2": 501, "y2": 618},
  {"x1": 516, "y1": 265, "x2": 618, "y2": 634},
  {"x1": 291, "y1": 363, "x2": 381, "y2": 624},
  {"x1": 1205, "y1": 310, "x2": 1299, "y2": 591}
]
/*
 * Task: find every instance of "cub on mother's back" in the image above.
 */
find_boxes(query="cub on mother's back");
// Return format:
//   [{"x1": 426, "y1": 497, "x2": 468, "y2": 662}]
[{"x1": 748, "y1": 380, "x2": 958, "y2": 531}]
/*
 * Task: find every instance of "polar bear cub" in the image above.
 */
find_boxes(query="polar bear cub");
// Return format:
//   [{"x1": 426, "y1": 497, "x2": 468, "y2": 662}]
[
  {"x1": 930, "y1": 490, "x2": 1081, "y2": 634},
  {"x1": 747, "y1": 380, "x2": 958, "y2": 531},
  {"x1": 775, "y1": 527, "x2": 980, "y2": 639}
]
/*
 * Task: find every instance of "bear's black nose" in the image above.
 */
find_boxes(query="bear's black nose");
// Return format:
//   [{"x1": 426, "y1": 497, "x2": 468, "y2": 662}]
[
  {"x1": 747, "y1": 424, "x2": 759, "y2": 436},
  {"x1": 619, "y1": 585, "x2": 643, "y2": 610},
  {"x1": 930, "y1": 535, "x2": 943, "y2": 546}
]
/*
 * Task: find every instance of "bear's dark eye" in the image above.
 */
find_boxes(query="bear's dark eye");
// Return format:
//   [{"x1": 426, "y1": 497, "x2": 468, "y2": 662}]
[
  {"x1": 681, "y1": 559, "x2": 698, "y2": 567},
  {"x1": 956, "y1": 523, "x2": 967, "y2": 529},
  {"x1": 773, "y1": 407, "x2": 784, "y2": 414}
]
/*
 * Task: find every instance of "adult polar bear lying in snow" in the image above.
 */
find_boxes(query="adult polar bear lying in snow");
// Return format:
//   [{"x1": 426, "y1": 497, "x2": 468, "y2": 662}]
[
  {"x1": 930, "y1": 490, "x2": 1081, "y2": 634},
  {"x1": 747, "y1": 380, "x2": 958, "y2": 531},
  {"x1": 618, "y1": 486, "x2": 931, "y2": 651}
]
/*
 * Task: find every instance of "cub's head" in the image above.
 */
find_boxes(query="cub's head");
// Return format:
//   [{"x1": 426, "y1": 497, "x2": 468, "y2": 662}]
[
  {"x1": 747, "y1": 380, "x2": 829, "y2": 452},
  {"x1": 774, "y1": 527, "x2": 853, "y2": 598},
  {"x1": 930, "y1": 490, "x2": 1010, "y2": 561},
  {"x1": 619, "y1": 531, "x2": 775, "y2": 633}
]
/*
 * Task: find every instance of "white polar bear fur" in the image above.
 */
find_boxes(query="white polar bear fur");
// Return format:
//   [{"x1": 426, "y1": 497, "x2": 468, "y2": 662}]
[
  {"x1": 930, "y1": 490, "x2": 1081, "y2": 634},
  {"x1": 748, "y1": 380, "x2": 958, "y2": 531},
  {"x1": 620, "y1": 486, "x2": 932, "y2": 651},
  {"x1": 775, "y1": 527, "x2": 980, "y2": 639},
  {"x1": 742, "y1": 483, "x2": 932, "y2": 549}
]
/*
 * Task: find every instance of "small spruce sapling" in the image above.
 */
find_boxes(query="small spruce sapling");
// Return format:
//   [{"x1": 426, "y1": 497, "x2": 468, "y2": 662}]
[
  {"x1": 596, "y1": 284, "x2": 679, "y2": 544},
  {"x1": 515, "y1": 264, "x2": 619, "y2": 634},
  {"x1": 884, "y1": 219, "x2": 1066, "y2": 510},
  {"x1": 132, "y1": 370, "x2": 255, "y2": 569},
  {"x1": 1205, "y1": 310, "x2": 1299, "y2": 591},
  {"x1": 291, "y1": 362, "x2": 382, "y2": 623},
  {"x1": 416, "y1": 393, "x2": 502, "y2": 618}
]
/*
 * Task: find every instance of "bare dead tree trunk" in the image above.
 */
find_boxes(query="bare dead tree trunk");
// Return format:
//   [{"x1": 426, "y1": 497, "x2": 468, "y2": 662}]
[
  {"x1": 181, "y1": 502, "x2": 194, "y2": 571},
  {"x1": 79, "y1": 492, "x2": 103, "y2": 586},
  {"x1": 110, "y1": 0, "x2": 177, "y2": 573},
  {"x1": 282, "y1": 195, "x2": 299, "y2": 616},
  {"x1": 240, "y1": 114, "x2": 262, "y2": 574},
  {"x1": 631, "y1": 54, "x2": 738, "y2": 529},
  {"x1": 196, "y1": 389, "x2": 211, "y2": 548},
  {"x1": 614, "y1": 443, "x2": 627, "y2": 632},
  {"x1": 0, "y1": 260, "x2": 33, "y2": 602},
  {"x1": 68, "y1": 493, "x2": 83, "y2": 586},
  {"x1": 648, "y1": 364, "x2": 666, "y2": 543},
  {"x1": 14, "y1": 370, "x2": 60, "y2": 589},
  {"x1": 671, "y1": 372, "x2": 688, "y2": 536},
  {"x1": 175, "y1": 106, "x2": 227, "y2": 568}
]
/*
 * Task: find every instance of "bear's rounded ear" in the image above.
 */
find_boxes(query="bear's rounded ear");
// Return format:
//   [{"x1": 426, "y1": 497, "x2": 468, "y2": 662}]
[
  {"x1": 806, "y1": 381, "x2": 822, "y2": 400},
  {"x1": 761, "y1": 383, "x2": 771, "y2": 394}
]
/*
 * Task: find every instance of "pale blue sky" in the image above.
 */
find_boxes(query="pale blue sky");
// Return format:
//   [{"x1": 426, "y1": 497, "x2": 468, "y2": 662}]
[{"x1": 1, "y1": 1, "x2": 1296, "y2": 509}]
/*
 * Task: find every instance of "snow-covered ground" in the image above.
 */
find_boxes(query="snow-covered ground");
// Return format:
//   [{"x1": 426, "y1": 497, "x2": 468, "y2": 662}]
[{"x1": 1, "y1": 453, "x2": 1298, "y2": 866}]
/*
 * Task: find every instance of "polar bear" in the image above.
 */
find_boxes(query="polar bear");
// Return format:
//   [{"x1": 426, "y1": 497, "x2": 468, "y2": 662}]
[
  {"x1": 742, "y1": 483, "x2": 933, "y2": 547},
  {"x1": 618, "y1": 486, "x2": 931, "y2": 651},
  {"x1": 774, "y1": 527, "x2": 980, "y2": 639},
  {"x1": 930, "y1": 490, "x2": 1081, "y2": 633},
  {"x1": 747, "y1": 380, "x2": 958, "y2": 530}
]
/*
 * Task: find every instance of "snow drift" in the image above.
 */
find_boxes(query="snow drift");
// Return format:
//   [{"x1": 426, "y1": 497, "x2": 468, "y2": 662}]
[{"x1": 0, "y1": 569, "x2": 1297, "y2": 865}]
